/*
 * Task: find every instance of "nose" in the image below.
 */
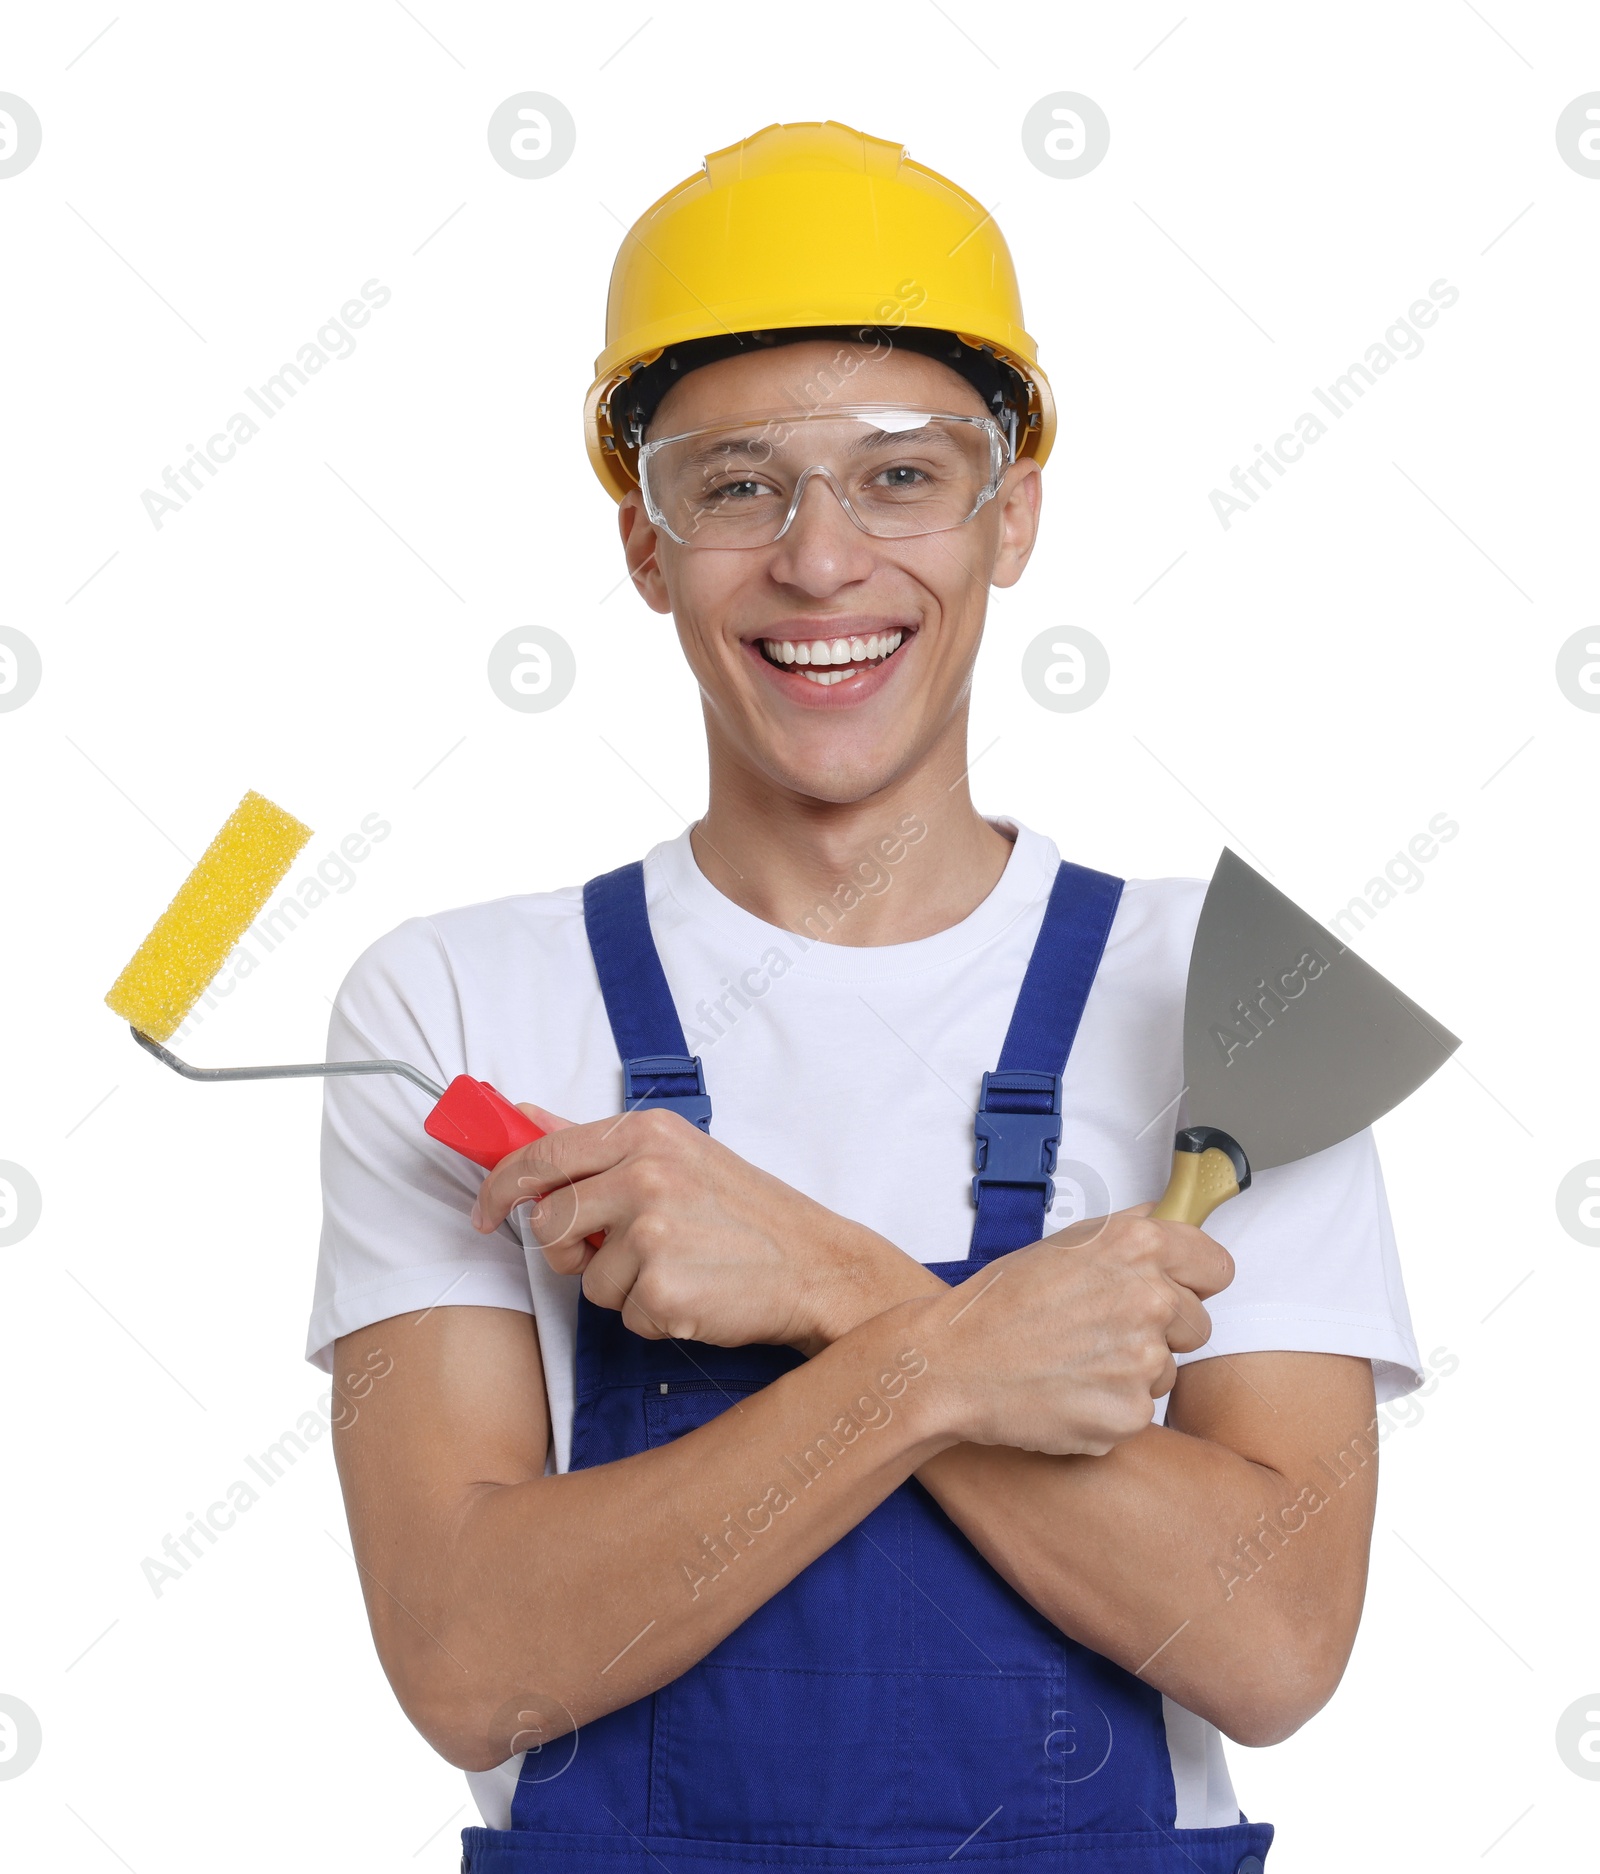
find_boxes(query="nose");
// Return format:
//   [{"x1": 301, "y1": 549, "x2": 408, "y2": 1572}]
[{"x1": 762, "y1": 469, "x2": 877, "y2": 597}]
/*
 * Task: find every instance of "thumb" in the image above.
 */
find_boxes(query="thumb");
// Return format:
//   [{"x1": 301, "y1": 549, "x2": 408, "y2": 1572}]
[{"x1": 515, "y1": 1101, "x2": 576, "y2": 1134}]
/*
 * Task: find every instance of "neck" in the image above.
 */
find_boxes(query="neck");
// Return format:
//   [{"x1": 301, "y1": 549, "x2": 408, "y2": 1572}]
[{"x1": 690, "y1": 716, "x2": 1014, "y2": 946}]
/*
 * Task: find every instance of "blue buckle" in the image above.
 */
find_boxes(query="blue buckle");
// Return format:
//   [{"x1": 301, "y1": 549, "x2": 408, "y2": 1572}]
[
  {"x1": 622, "y1": 1053, "x2": 712, "y2": 1133},
  {"x1": 971, "y1": 1069, "x2": 1062, "y2": 1209}
]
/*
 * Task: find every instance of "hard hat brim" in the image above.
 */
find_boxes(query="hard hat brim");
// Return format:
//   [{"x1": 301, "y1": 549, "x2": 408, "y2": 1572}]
[
  {"x1": 586, "y1": 320, "x2": 1055, "y2": 504},
  {"x1": 584, "y1": 121, "x2": 1058, "y2": 503}
]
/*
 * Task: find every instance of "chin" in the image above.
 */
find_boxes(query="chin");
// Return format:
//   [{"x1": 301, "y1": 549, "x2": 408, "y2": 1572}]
[{"x1": 757, "y1": 743, "x2": 913, "y2": 807}]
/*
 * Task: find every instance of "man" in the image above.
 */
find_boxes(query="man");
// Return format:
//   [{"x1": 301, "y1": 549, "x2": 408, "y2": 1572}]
[{"x1": 314, "y1": 121, "x2": 1421, "y2": 1872}]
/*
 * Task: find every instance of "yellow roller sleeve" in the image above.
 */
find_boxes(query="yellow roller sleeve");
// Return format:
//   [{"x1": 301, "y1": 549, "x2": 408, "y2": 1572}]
[{"x1": 104, "y1": 791, "x2": 313, "y2": 1042}]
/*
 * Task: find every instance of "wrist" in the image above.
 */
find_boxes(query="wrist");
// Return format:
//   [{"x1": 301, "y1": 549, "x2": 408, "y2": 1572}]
[
  {"x1": 798, "y1": 1221, "x2": 947, "y2": 1354},
  {"x1": 826, "y1": 1294, "x2": 961, "y2": 1462}
]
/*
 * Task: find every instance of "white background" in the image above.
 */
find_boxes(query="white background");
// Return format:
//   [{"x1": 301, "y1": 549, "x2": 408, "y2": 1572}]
[{"x1": 2, "y1": 3, "x2": 1596, "y2": 1867}]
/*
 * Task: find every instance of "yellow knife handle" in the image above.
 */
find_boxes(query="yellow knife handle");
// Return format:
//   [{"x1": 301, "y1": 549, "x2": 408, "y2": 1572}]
[{"x1": 1152, "y1": 1127, "x2": 1252, "y2": 1227}]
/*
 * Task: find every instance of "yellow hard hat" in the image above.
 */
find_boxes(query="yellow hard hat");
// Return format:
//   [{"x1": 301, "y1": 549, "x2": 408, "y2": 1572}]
[{"x1": 584, "y1": 119, "x2": 1056, "y2": 501}]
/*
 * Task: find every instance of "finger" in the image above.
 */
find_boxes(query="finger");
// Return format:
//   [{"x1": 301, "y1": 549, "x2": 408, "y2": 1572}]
[
  {"x1": 468, "y1": 1104, "x2": 580, "y2": 1233},
  {"x1": 619, "y1": 1286, "x2": 673, "y2": 1342},
  {"x1": 1146, "y1": 1222, "x2": 1235, "y2": 1302},
  {"x1": 515, "y1": 1101, "x2": 576, "y2": 1134},
  {"x1": 1150, "y1": 1350, "x2": 1179, "y2": 1399},
  {"x1": 522, "y1": 1165, "x2": 634, "y2": 1268},
  {"x1": 474, "y1": 1114, "x2": 642, "y2": 1232},
  {"x1": 579, "y1": 1239, "x2": 643, "y2": 1316},
  {"x1": 1159, "y1": 1283, "x2": 1213, "y2": 1356},
  {"x1": 474, "y1": 1148, "x2": 577, "y2": 1234},
  {"x1": 486, "y1": 1111, "x2": 661, "y2": 1224}
]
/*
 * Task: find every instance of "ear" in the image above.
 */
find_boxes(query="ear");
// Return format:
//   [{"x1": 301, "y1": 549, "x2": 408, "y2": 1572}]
[
  {"x1": 988, "y1": 459, "x2": 1044, "y2": 591},
  {"x1": 618, "y1": 490, "x2": 672, "y2": 614}
]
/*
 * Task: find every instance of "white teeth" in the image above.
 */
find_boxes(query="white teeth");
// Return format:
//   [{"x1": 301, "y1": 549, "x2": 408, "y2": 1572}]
[{"x1": 758, "y1": 629, "x2": 907, "y2": 673}]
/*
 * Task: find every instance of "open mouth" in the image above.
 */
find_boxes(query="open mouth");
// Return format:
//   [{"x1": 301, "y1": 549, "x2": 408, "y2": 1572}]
[{"x1": 756, "y1": 629, "x2": 907, "y2": 688}]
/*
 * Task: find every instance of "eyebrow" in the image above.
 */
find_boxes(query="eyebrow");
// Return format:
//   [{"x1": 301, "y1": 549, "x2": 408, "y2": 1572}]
[{"x1": 668, "y1": 422, "x2": 960, "y2": 473}]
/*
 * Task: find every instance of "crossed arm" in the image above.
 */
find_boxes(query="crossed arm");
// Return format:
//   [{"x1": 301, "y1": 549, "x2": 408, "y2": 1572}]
[{"x1": 332, "y1": 1108, "x2": 1379, "y2": 1771}]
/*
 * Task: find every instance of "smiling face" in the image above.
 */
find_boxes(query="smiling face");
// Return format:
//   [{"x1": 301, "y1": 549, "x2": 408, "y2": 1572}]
[{"x1": 617, "y1": 339, "x2": 1043, "y2": 808}]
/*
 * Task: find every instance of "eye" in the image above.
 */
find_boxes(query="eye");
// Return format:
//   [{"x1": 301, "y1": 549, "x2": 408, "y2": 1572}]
[
  {"x1": 705, "y1": 476, "x2": 776, "y2": 502},
  {"x1": 871, "y1": 462, "x2": 933, "y2": 490}
]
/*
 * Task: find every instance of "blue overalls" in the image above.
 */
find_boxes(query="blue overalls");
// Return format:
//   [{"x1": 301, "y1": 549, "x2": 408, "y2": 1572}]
[{"x1": 460, "y1": 859, "x2": 1273, "y2": 1874}]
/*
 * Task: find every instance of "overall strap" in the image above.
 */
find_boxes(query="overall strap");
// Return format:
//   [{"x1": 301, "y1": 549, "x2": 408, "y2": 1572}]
[
  {"x1": 970, "y1": 860, "x2": 1125, "y2": 1255},
  {"x1": 581, "y1": 861, "x2": 712, "y2": 1131}
]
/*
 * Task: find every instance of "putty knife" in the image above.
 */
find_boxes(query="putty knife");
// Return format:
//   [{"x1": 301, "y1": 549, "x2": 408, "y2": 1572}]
[{"x1": 1152, "y1": 849, "x2": 1459, "y2": 1226}]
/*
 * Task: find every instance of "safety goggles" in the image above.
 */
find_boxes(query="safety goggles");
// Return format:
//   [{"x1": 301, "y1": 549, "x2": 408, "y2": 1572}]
[{"x1": 637, "y1": 405, "x2": 1011, "y2": 549}]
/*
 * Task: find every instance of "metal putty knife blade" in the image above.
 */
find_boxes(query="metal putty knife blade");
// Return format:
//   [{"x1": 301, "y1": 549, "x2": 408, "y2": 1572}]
[{"x1": 1181, "y1": 849, "x2": 1460, "y2": 1175}]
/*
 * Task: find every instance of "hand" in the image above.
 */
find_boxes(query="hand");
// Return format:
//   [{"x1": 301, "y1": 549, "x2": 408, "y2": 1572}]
[
  {"x1": 471, "y1": 1104, "x2": 928, "y2": 1355},
  {"x1": 904, "y1": 1206, "x2": 1235, "y2": 1458}
]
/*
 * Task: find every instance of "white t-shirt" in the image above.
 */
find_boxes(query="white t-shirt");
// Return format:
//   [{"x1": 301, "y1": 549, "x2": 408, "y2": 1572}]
[{"x1": 310, "y1": 819, "x2": 1423, "y2": 1830}]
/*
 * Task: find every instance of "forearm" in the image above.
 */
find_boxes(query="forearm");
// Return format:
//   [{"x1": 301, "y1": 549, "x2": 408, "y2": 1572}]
[
  {"x1": 376, "y1": 1299, "x2": 951, "y2": 1770},
  {"x1": 811, "y1": 1232, "x2": 1374, "y2": 1743},
  {"x1": 914, "y1": 1418, "x2": 1366, "y2": 1744}
]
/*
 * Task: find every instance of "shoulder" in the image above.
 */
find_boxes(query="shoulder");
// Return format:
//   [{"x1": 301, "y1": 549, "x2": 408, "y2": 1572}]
[
  {"x1": 1004, "y1": 823, "x2": 1212, "y2": 979},
  {"x1": 1010, "y1": 826, "x2": 1207, "y2": 922},
  {"x1": 1115, "y1": 871, "x2": 1208, "y2": 923},
  {"x1": 1101, "y1": 872, "x2": 1209, "y2": 979},
  {"x1": 338, "y1": 882, "x2": 589, "y2": 999},
  {"x1": 330, "y1": 884, "x2": 595, "y2": 1074}
]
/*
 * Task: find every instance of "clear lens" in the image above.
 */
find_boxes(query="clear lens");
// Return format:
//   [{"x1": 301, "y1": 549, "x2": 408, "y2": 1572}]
[{"x1": 639, "y1": 407, "x2": 1005, "y2": 548}]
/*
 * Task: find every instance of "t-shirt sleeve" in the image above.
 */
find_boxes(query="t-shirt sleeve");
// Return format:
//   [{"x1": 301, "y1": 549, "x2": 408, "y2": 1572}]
[
  {"x1": 305, "y1": 916, "x2": 534, "y2": 1374},
  {"x1": 1170, "y1": 1120, "x2": 1424, "y2": 1406},
  {"x1": 1118, "y1": 875, "x2": 1425, "y2": 1410}
]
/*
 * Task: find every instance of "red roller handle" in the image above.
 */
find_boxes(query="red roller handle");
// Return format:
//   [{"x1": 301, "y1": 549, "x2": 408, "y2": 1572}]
[
  {"x1": 424, "y1": 1076, "x2": 604, "y2": 1248},
  {"x1": 423, "y1": 1074, "x2": 542, "y2": 1167}
]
